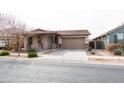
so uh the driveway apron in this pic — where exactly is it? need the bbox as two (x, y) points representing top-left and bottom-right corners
(40, 49), (88, 63)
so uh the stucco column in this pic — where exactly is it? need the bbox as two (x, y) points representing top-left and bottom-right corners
(32, 35), (39, 49)
(52, 35), (56, 48)
(94, 40), (97, 49)
(85, 36), (89, 44)
(107, 35), (109, 45)
(42, 35), (49, 49)
(58, 36), (62, 48)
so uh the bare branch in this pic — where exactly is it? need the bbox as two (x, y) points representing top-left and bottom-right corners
(0, 13), (28, 56)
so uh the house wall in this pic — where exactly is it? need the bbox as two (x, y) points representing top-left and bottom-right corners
(93, 37), (105, 49)
(58, 37), (62, 44)
(104, 35), (109, 49)
(47, 36), (52, 49)
(42, 35), (53, 49)
(93, 27), (124, 49)
(102, 35), (109, 49)
(37, 35), (53, 49)
(85, 36), (89, 44)
(31, 35), (39, 49)
(109, 27), (124, 44)
(28, 35), (55, 50)
(26, 34), (90, 50)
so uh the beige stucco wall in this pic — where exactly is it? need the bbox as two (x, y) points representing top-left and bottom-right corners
(25, 35), (89, 50)
(47, 36), (52, 49)
(31, 35), (39, 49)
(58, 37), (62, 44)
(31, 35), (53, 50)
(42, 35), (49, 49)
(85, 36), (89, 44)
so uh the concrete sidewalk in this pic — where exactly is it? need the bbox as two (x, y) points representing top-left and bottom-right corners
(0, 55), (124, 66)
(88, 55), (124, 61)
(0, 49), (124, 66)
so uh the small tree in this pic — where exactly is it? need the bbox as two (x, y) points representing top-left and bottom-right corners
(0, 13), (27, 56)
(11, 28), (27, 56)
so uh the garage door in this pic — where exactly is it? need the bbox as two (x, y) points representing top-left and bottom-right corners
(62, 37), (85, 49)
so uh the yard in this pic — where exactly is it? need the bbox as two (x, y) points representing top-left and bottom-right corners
(0, 48), (124, 65)
(87, 49), (124, 62)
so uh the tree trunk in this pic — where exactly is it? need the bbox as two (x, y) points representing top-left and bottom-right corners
(7, 37), (10, 51)
(17, 35), (20, 56)
(18, 42), (20, 56)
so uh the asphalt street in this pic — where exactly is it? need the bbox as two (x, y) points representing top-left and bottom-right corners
(0, 60), (124, 83)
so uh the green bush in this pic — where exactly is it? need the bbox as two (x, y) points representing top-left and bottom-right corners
(0, 51), (10, 56)
(113, 49), (122, 55)
(88, 46), (93, 51)
(27, 48), (37, 53)
(28, 52), (38, 58)
(90, 51), (95, 54)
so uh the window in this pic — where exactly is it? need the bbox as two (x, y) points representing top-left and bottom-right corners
(55, 36), (58, 44)
(117, 34), (124, 40)
(37, 36), (42, 44)
(28, 37), (32, 45)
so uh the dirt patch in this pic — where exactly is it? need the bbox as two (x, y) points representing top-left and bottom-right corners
(42, 50), (57, 54)
(9, 54), (27, 58)
(88, 58), (124, 62)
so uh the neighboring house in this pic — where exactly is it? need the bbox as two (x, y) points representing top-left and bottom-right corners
(0, 40), (6, 48)
(23, 29), (91, 50)
(92, 24), (124, 49)
(0, 36), (25, 49)
(0, 28), (27, 50)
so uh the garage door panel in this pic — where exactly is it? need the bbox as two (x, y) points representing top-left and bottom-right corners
(62, 37), (85, 49)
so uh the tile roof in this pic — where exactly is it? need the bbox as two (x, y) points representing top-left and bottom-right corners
(57, 30), (91, 36)
(30, 29), (57, 35)
(30, 29), (91, 36)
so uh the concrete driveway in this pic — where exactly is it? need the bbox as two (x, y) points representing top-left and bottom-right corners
(40, 49), (88, 63)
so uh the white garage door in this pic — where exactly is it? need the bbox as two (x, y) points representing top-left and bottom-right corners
(62, 37), (85, 49)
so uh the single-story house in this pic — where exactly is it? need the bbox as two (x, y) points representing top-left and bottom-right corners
(92, 24), (124, 49)
(23, 29), (91, 50)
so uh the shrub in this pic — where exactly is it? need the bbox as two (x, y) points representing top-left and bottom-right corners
(27, 48), (37, 53)
(90, 51), (95, 54)
(107, 43), (119, 51)
(4, 44), (13, 50)
(120, 43), (124, 50)
(28, 52), (38, 58)
(113, 49), (122, 55)
(0, 51), (10, 56)
(88, 46), (93, 51)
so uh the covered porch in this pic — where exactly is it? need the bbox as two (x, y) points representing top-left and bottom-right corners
(27, 34), (58, 50)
